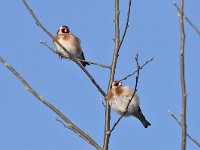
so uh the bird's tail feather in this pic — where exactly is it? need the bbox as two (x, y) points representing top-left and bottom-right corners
(133, 106), (151, 128)
(80, 52), (90, 67)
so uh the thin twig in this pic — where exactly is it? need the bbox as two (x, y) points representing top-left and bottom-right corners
(0, 56), (102, 150)
(22, 0), (106, 98)
(100, 98), (106, 108)
(103, 0), (120, 149)
(110, 53), (140, 134)
(173, 1), (200, 36)
(178, 0), (187, 150)
(39, 40), (111, 69)
(168, 110), (200, 148)
(56, 118), (96, 146)
(118, 0), (132, 50)
(119, 57), (154, 81)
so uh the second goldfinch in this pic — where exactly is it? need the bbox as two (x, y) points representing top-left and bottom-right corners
(107, 81), (151, 128)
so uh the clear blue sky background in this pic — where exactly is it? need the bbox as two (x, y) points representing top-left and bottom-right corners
(0, 1), (200, 150)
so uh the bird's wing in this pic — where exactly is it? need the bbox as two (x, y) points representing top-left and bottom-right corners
(119, 86), (134, 100)
(71, 33), (81, 44)
(119, 86), (139, 105)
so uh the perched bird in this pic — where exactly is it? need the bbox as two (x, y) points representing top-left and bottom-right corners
(53, 25), (90, 67)
(107, 81), (151, 128)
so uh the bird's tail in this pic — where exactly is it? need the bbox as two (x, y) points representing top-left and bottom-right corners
(80, 52), (90, 67)
(133, 106), (151, 128)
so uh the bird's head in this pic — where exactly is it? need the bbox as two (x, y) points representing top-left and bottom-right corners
(57, 25), (70, 34)
(111, 81), (122, 88)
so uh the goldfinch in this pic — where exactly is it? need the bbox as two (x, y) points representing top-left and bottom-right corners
(53, 25), (89, 67)
(108, 81), (151, 128)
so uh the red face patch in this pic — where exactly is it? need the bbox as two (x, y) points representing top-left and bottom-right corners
(114, 81), (120, 86)
(61, 25), (69, 33)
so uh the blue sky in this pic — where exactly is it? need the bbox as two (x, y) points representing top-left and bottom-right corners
(0, 0), (200, 150)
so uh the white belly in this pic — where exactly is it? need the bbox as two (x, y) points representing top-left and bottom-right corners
(54, 39), (81, 58)
(109, 94), (139, 116)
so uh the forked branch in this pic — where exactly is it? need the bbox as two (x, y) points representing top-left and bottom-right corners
(173, 1), (200, 36)
(22, 0), (106, 98)
(119, 57), (154, 82)
(0, 56), (102, 150)
(168, 110), (200, 148)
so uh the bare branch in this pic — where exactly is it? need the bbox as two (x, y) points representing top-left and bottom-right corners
(168, 110), (200, 148)
(39, 40), (111, 69)
(103, 0), (120, 149)
(110, 53), (140, 134)
(56, 118), (100, 148)
(100, 98), (106, 108)
(0, 56), (102, 150)
(173, 1), (200, 36)
(118, 0), (132, 50)
(178, 0), (187, 149)
(22, 0), (106, 98)
(119, 57), (154, 81)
